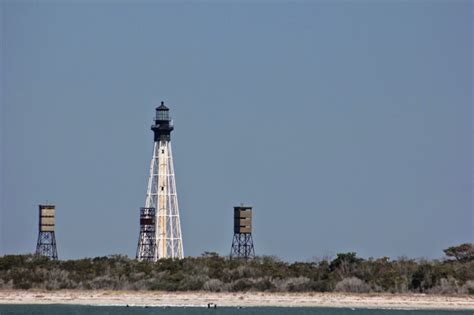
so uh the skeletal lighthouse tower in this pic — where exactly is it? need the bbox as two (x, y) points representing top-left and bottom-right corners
(137, 102), (184, 260)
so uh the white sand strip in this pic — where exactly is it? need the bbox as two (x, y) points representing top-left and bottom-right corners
(0, 290), (473, 310)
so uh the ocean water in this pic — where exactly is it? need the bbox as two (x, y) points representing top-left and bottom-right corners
(0, 305), (471, 315)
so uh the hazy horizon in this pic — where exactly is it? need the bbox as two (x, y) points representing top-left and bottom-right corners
(1, 1), (472, 261)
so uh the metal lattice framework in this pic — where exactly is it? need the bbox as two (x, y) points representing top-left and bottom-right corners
(136, 207), (156, 261)
(230, 233), (255, 260)
(137, 103), (184, 261)
(36, 231), (58, 260)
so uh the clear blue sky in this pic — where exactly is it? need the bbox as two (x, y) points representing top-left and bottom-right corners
(1, 1), (472, 261)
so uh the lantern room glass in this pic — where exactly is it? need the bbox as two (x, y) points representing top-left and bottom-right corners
(157, 109), (169, 121)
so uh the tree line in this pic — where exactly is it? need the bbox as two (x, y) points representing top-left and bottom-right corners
(0, 243), (472, 294)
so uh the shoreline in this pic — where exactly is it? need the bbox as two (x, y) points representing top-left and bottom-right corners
(0, 290), (473, 310)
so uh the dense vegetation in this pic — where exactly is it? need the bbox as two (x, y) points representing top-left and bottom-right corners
(0, 243), (472, 294)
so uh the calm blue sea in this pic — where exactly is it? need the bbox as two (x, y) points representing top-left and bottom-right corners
(0, 305), (471, 315)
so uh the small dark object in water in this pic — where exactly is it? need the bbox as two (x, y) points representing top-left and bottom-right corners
(126, 305), (129, 308)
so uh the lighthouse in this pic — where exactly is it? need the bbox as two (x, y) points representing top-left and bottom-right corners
(137, 102), (184, 260)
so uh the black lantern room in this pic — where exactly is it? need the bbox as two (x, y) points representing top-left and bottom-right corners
(152, 101), (174, 141)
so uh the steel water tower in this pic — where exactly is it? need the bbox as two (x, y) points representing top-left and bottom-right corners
(36, 204), (58, 259)
(230, 205), (255, 260)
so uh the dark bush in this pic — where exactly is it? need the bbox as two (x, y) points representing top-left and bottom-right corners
(1, 243), (472, 294)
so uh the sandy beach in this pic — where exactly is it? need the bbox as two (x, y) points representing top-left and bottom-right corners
(0, 290), (473, 310)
